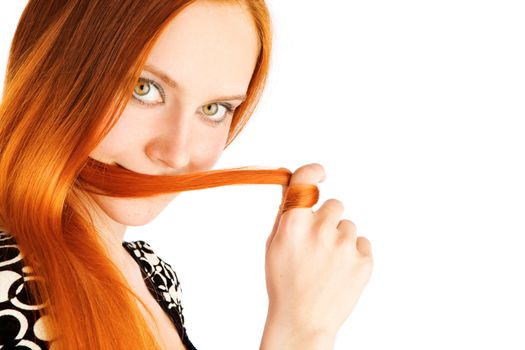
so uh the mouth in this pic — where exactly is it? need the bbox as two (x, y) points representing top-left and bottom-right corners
(115, 163), (129, 171)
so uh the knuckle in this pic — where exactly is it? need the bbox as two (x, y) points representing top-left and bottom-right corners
(298, 166), (317, 180)
(315, 199), (342, 216)
(292, 163), (325, 184)
(325, 198), (344, 212)
(356, 236), (372, 256)
(310, 162), (325, 178)
(335, 220), (358, 248)
(357, 235), (370, 247)
(339, 218), (356, 232)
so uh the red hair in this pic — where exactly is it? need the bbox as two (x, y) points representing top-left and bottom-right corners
(0, 0), (318, 348)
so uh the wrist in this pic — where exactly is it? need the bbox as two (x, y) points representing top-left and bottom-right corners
(260, 317), (335, 350)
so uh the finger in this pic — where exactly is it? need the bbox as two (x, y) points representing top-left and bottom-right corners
(266, 163), (325, 250)
(356, 236), (372, 257)
(337, 219), (357, 238)
(288, 163), (326, 186)
(285, 163), (326, 215)
(336, 219), (357, 248)
(315, 199), (345, 226)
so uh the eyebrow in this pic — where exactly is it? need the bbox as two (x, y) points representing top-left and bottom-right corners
(143, 64), (247, 102)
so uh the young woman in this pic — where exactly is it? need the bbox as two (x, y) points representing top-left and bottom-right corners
(0, 1), (373, 349)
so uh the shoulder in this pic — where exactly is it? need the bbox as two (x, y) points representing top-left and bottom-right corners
(123, 240), (195, 348)
(122, 240), (183, 304)
(0, 231), (26, 279)
(0, 231), (51, 348)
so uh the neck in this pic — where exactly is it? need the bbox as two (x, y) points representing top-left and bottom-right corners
(76, 191), (131, 272)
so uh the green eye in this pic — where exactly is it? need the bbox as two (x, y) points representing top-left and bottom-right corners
(200, 102), (235, 125)
(203, 103), (219, 116)
(134, 81), (151, 96)
(131, 77), (165, 106)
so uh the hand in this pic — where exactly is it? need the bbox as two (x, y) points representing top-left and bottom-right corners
(263, 163), (373, 343)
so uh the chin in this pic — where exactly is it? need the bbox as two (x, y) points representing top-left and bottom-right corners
(90, 191), (179, 227)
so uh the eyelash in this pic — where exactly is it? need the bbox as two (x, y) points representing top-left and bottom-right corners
(131, 77), (235, 125)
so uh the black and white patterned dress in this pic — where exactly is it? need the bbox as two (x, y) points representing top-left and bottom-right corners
(0, 231), (197, 349)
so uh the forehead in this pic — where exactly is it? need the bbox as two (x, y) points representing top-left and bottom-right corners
(144, 1), (259, 96)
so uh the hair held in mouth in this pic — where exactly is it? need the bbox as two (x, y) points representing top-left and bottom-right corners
(78, 157), (319, 213)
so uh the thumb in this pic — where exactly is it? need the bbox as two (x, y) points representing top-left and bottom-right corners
(265, 163), (325, 251)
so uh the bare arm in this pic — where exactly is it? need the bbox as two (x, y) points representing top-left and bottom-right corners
(259, 316), (336, 350)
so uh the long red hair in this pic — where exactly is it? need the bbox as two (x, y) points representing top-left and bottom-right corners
(0, 0), (318, 348)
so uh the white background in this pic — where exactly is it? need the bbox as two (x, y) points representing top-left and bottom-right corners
(1, 1), (524, 349)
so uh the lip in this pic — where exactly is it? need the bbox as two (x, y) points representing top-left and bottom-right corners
(115, 163), (130, 171)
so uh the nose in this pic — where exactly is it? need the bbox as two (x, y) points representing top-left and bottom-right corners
(146, 112), (191, 172)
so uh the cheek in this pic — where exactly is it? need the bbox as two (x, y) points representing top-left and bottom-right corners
(89, 107), (148, 160)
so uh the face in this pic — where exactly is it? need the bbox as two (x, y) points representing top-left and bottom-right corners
(86, 0), (259, 232)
